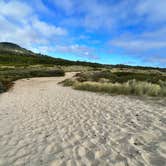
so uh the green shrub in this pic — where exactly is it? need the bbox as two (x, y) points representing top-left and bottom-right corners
(0, 68), (65, 93)
(75, 71), (166, 84)
(29, 69), (65, 77)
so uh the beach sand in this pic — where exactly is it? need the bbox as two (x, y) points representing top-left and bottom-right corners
(0, 72), (165, 166)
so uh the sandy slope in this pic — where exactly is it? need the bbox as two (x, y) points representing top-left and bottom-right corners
(0, 72), (166, 166)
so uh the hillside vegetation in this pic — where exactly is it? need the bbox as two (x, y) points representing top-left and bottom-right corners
(0, 46), (103, 68)
(0, 67), (65, 93)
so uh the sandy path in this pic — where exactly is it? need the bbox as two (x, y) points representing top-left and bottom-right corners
(0, 72), (166, 166)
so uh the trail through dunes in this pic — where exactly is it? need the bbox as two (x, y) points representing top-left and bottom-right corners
(0, 72), (166, 166)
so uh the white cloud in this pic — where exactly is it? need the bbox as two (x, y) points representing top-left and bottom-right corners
(0, 0), (33, 19)
(32, 19), (67, 36)
(143, 55), (166, 67)
(136, 0), (166, 22)
(0, 0), (165, 65)
(111, 40), (166, 52)
(54, 44), (99, 59)
(0, 0), (67, 48)
(53, 0), (166, 31)
(29, 44), (99, 60)
(109, 26), (166, 67)
(110, 27), (166, 53)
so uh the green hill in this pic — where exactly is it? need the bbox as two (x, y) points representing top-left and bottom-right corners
(0, 42), (104, 68)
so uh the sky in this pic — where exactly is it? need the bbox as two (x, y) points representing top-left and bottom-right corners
(0, 0), (166, 68)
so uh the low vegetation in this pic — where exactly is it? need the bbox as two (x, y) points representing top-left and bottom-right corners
(0, 51), (105, 68)
(75, 70), (166, 83)
(0, 67), (65, 93)
(61, 70), (166, 97)
(73, 81), (165, 96)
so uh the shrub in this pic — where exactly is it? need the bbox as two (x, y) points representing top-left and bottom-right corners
(0, 68), (65, 93)
(75, 70), (166, 84)
(29, 69), (65, 77)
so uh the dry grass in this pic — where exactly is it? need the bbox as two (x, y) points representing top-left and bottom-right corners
(59, 65), (94, 72)
(69, 79), (166, 96)
(60, 70), (166, 97)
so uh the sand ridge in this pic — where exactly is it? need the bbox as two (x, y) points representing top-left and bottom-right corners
(0, 72), (166, 166)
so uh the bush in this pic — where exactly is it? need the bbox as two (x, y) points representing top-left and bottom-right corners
(29, 69), (65, 77)
(75, 70), (166, 84)
(0, 68), (65, 93)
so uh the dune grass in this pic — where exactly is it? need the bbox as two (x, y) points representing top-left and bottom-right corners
(73, 80), (165, 96)
(61, 70), (166, 97)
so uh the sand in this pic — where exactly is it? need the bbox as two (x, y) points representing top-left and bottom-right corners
(0, 72), (166, 166)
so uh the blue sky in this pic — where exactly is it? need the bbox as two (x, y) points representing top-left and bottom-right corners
(0, 0), (166, 67)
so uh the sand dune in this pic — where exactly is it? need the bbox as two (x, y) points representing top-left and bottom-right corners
(0, 72), (165, 166)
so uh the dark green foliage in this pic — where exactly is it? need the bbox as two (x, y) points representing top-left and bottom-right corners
(114, 64), (166, 72)
(0, 81), (5, 93)
(0, 49), (104, 67)
(75, 71), (166, 84)
(0, 52), (105, 67)
(0, 42), (25, 50)
(0, 68), (64, 93)
(111, 72), (166, 83)
(29, 70), (64, 77)
(0, 42), (35, 56)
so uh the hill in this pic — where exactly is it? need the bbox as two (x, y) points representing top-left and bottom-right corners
(0, 42), (104, 68)
(0, 42), (35, 56)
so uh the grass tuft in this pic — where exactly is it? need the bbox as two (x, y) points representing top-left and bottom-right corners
(72, 80), (165, 96)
